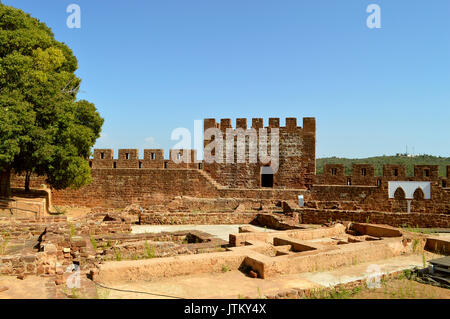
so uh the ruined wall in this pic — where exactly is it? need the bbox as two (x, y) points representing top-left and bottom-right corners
(50, 169), (221, 208)
(50, 170), (302, 209)
(11, 169), (303, 209)
(315, 164), (447, 186)
(139, 212), (259, 225)
(203, 117), (316, 189)
(311, 164), (450, 214)
(299, 208), (450, 228)
(8, 115), (449, 215)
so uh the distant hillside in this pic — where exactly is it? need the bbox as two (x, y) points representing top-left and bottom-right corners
(316, 155), (450, 177)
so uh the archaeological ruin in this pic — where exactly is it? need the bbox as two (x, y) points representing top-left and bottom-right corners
(1, 117), (449, 299)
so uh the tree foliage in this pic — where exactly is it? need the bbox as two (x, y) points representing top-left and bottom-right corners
(0, 4), (103, 196)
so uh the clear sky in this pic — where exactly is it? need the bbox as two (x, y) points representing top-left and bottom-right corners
(3, 0), (450, 159)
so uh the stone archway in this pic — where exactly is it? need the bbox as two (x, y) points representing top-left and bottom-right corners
(388, 181), (431, 213)
(413, 188), (425, 200)
(394, 187), (406, 200)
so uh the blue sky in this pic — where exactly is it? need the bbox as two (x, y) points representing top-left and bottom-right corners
(4, 0), (450, 159)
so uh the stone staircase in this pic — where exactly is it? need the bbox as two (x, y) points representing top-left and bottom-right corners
(196, 169), (226, 190)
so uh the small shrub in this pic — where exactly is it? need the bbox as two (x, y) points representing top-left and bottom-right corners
(221, 264), (231, 273)
(68, 223), (76, 238)
(90, 235), (97, 251)
(71, 288), (83, 299)
(0, 231), (9, 255)
(95, 288), (110, 299)
(145, 241), (156, 258)
(114, 248), (122, 261)
(412, 238), (419, 253)
(257, 287), (265, 299)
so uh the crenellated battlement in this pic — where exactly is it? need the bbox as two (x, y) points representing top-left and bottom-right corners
(316, 163), (449, 187)
(90, 148), (200, 169)
(203, 117), (315, 132)
(11, 115), (450, 216)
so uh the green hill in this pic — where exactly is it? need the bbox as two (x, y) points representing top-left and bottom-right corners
(316, 155), (450, 177)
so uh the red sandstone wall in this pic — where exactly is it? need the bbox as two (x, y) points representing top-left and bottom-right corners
(299, 208), (450, 228)
(12, 169), (302, 209)
(203, 117), (316, 189)
(50, 169), (220, 208)
(315, 164), (448, 187)
(308, 182), (450, 214)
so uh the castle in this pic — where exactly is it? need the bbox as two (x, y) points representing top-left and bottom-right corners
(11, 117), (450, 221)
(4, 117), (450, 289)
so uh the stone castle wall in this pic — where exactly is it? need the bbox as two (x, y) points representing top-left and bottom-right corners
(202, 117), (315, 189)
(311, 163), (450, 214)
(8, 116), (450, 214)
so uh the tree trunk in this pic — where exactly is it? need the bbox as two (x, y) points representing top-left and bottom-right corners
(0, 167), (11, 198)
(25, 171), (31, 192)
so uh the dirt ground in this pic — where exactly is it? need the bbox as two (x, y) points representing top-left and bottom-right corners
(0, 275), (51, 299)
(95, 270), (321, 299)
(50, 206), (92, 219)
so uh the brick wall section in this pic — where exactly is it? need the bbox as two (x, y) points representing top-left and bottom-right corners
(383, 164), (407, 179)
(319, 164), (346, 185)
(313, 163), (450, 214)
(299, 208), (450, 228)
(308, 181), (450, 214)
(142, 149), (164, 168)
(10, 173), (47, 190)
(315, 164), (446, 186)
(116, 149), (139, 168)
(11, 169), (304, 209)
(93, 231), (227, 261)
(139, 212), (259, 225)
(50, 169), (221, 208)
(203, 117), (316, 189)
(92, 149), (114, 169)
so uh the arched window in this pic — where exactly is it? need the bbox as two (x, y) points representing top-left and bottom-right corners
(413, 188), (425, 200)
(394, 187), (406, 200)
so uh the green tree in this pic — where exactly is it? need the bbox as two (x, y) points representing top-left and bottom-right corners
(0, 4), (103, 197)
